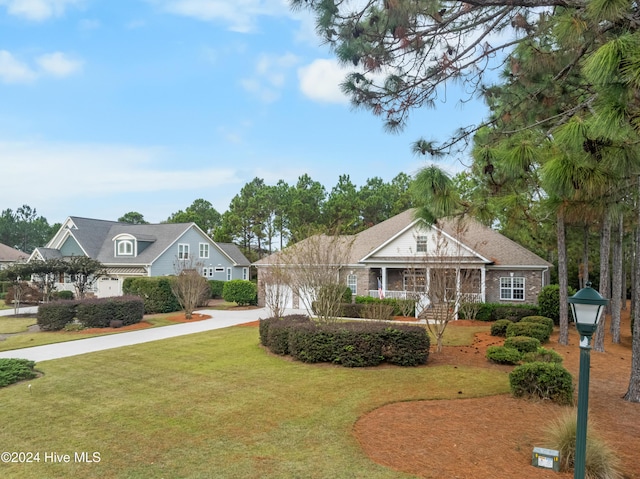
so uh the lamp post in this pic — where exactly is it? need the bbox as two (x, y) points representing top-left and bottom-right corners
(567, 282), (609, 479)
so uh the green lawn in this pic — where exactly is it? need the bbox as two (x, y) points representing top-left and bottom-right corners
(0, 314), (182, 352)
(0, 323), (508, 479)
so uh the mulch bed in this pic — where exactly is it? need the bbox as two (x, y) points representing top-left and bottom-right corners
(353, 310), (640, 479)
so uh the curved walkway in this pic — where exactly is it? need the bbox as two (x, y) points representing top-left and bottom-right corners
(0, 307), (306, 363)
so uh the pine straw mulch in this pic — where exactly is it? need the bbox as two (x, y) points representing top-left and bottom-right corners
(353, 312), (640, 479)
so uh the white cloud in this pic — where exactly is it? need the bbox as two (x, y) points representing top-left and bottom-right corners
(0, 50), (37, 83)
(36, 52), (83, 77)
(241, 52), (299, 103)
(297, 58), (349, 104)
(152, 0), (291, 33)
(0, 0), (83, 21)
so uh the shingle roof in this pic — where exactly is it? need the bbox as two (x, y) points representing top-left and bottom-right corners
(0, 242), (28, 262)
(217, 243), (251, 266)
(254, 209), (552, 269)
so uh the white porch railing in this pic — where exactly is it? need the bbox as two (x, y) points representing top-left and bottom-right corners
(368, 290), (482, 303)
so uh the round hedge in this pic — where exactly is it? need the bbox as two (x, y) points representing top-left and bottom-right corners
(506, 321), (550, 344)
(509, 361), (574, 405)
(504, 335), (541, 353)
(490, 319), (512, 337)
(486, 346), (522, 365)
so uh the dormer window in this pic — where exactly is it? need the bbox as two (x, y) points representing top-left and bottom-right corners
(118, 240), (134, 256)
(113, 234), (137, 257)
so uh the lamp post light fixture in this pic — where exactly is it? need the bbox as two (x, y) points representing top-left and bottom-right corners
(567, 282), (609, 479)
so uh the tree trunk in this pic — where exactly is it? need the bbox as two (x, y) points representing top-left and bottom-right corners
(557, 208), (569, 345)
(594, 211), (611, 353)
(624, 179), (640, 402)
(610, 214), (623, 344)
(581, 224), (589, 288)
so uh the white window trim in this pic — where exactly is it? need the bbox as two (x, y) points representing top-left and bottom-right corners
(178, 243), (190, 260)
(115, 238), (135, 257)
(347, 274), (357, 295)
(199, 243), (210, 259)
(500, 276), (525, 301)
(242, 267), (248, 280)
(416, 235), (427, 253)
(226, 267), (232, 281)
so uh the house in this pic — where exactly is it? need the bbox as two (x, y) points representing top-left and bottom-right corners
(30, 216), (251, 298)
(254, 209), (552, 316)
(0, 242), (28, 271)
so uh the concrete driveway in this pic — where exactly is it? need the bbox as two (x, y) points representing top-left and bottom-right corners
(0, 307), (307, 362)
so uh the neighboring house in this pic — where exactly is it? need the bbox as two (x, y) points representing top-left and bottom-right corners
(29, 216), (251, 298)
(254, 209), (552, 316)
(0, 242), (28, 271)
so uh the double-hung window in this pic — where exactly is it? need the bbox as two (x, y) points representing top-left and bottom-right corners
(416, 235), (427, 253)
(199, 243), (210, 259)
(347, 274), (357, 295)
(500, 276), (525, 301)
(178, 244), (189, 260)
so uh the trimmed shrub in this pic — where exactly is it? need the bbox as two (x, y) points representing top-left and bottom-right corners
(522, 347), (564, 364)
(486, 346), (522, 365)
(380, 325), (430, 366)
(76, 297), (145, 328)
(538, 284), (577, 325)
(354, 296), (412, 317)
(288, 322), (337, 363)
(208, 280), (225, 299)
(52, 290), (74, 300)
(0, 358), (38, 388)
(222, 279), (257, 306)
(37, 300), (78, 331)
(509, 362), (574, 405)
(504, 335), (541, 353)
(506, 321), (550, 343)
(490, 319), (512, 337)
(520, 315), (554, 336)
(330, 326), (385, 367)
(494, 305), (540, 322)
(472, 303), (539, 322)
(261, 316), (429, 367)
(123, 277), (181, 314)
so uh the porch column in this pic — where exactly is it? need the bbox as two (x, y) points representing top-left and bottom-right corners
(381, 267), (387, 292)
(481, 267), (486, 302)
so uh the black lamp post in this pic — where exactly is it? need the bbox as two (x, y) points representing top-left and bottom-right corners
(567, 283), (609, 479)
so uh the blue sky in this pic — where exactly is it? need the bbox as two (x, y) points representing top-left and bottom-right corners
(0, 0), (490, 225)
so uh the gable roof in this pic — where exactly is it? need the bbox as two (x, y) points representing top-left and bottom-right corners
(0, 242), (28, 262)
(255, 209), (552, 269)
(39, 216), (250, 267)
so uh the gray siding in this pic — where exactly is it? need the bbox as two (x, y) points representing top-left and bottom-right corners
(60, 237), (84, 257)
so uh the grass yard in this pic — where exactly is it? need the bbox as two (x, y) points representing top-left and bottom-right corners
(0, 314), (185, 352)
(0, 323), (508, 479)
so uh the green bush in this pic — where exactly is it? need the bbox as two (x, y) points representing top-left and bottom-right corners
(522, 347), (563, 364)
(0, 358), (38, 388)
(208, 280), (225, 299)
(520, 315), (554, 336)
(504, 335), (541, 353)
(494, 305), (540, 322)
(222, 279), (257, 306)
(76, 297), (144, 328)
(506, 321), (550, 343)
(261, 316), (430, 367)
(354, 296), (414, 317)
(37, 300), (78, 331)
(472, 303), (540, 321)
(123, 277), (181, 314)
(509, 362), (574, 405)
(486, 346), (522, 365)
(538, 284), (576, 325)
(490, 319), (513, 337)
(361, 303), (394, 320)
(52, 290), (74, 300)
